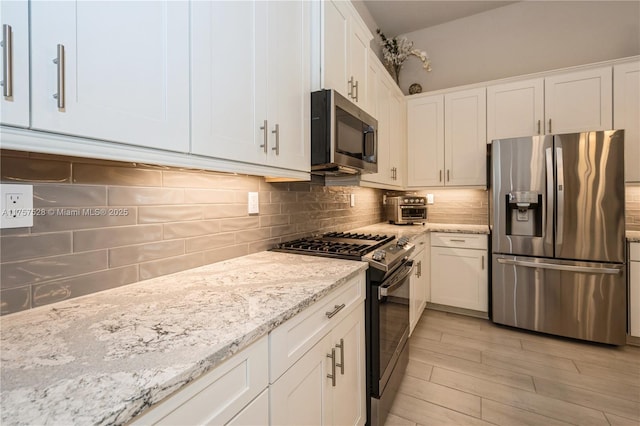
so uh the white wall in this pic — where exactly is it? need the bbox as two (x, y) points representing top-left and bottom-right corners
(394, 1), (640, 93)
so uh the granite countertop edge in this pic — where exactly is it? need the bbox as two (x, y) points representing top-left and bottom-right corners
(0, 251), (368, 426)
(627, 231), (640, 242)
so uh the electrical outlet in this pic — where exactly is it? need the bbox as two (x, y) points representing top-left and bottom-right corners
(426, 193), (434, 204)
(1, 184), (34, 228)
(248, 192), (259, 215)
(350, 194), (356, 207)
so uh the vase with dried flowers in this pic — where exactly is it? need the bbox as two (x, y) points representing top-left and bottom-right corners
(376, 29), (431, 85)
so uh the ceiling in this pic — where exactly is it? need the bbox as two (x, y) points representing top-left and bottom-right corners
(360, 0), (518, 36)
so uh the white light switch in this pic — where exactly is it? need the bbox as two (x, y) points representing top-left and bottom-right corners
(1, 184), (34, 228)
(350, 194), (356, 207)
(248, 192), (259, 214)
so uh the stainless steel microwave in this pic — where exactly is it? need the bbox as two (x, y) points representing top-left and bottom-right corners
(311, 89), (377, 175)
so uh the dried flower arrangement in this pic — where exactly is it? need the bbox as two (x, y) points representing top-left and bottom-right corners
(376, 29), (431, 85)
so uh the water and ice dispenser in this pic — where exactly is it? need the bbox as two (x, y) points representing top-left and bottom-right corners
(505, 191), (543, 237)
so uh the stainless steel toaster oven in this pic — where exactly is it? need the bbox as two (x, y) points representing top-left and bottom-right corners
(385, 196), (427, 225)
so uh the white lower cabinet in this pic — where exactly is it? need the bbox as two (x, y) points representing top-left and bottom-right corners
(132, 335), (269, 425)
(630, 242), (640, 338)
(132, 272), (366, 425)
(270, 273), (366, 426)
(430, 233), (488, 313)
(410, 233), (429, 334)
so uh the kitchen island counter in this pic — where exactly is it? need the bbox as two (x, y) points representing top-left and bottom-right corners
(0, 251), (367, 425)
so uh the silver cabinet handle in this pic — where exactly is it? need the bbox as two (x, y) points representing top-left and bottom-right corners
(439, 170), (442, 182)
(325, 303), (345, 318)
(481, 255), (485, 270)
(53, 44), (65, 109)
(335, 338), (344, 375)
(327, 348), (336, 387)
(449, 239), (466, 243)
(416, 260), (422, 278)
(260, 120), (268, 153)
(354, 80), (359, 102)
(271, 123), (280, 155)
(348, 76), (354, 98)
(447, 169), (450, 182)
(548, 118), (552, 133)
(2, 24), (13, 98)
(537, 119), (541, 135)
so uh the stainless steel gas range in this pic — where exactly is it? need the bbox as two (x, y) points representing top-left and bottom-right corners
(273, 232), (415, 426)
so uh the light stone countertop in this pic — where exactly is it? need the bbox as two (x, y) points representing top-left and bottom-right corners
(0, 251), (368, 426)
(353, 222), (490, 241)
(628, 231), (640, 243)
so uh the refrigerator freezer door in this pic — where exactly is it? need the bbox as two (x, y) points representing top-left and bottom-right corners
(492, 255), (627, 345)
(491, 136), (553, 258)
(554, 131), (625, 263)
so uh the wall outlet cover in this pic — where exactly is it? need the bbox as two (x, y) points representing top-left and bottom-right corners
(248, 192), (259, 215)
(427, 193), (435, 204)
(1, 184), (34, 228)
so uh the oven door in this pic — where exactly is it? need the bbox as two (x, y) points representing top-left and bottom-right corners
(375, 259), (413, 395)
(400, 205), (427, 221)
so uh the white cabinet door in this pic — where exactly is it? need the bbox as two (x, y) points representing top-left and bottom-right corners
(348, 18), (369, 106)
(321, 0), (349, 97)
(487, 78), (544, 141)
(190, 1), (267, 165)
(0, 0), (29, 128)
(362, 71), (392, 186)
(613, 61), (640, 183)
(226, 390), (269, 426)
(365, 50), (379, 117)
(270, 332), (332, 426)
(409, 247), (426, 334)
(444, 87), (487, 187)
(330, 303), (366, 426)
(431, 245), (488, 313)
(266, 0), (310, 172)
(388, 91), (406, 187)
(407, 95), (444, 187)
(30, 1), (190, 152)
(544, 67), (612, 134)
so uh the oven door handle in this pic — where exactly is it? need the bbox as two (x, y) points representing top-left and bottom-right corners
(379, 260), (415, 298)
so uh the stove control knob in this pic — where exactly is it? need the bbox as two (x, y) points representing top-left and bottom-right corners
(372, 250), (386, 261)
(397, 236), (410, 247)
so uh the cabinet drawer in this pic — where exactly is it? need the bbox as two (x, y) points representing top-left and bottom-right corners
(630, 242), (640, 261)
(269, 272), (365, 383)
(431, 232), (487, 250)
(132, 335), (268, 425)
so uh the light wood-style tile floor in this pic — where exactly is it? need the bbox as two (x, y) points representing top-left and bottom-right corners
(386, 309), (640, 426)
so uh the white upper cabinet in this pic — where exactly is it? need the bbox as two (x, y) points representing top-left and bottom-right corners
(544, 66), (612, 134)
(30, 1), (190, 152)
(444, 88), (487, 186)
(192, 1), (310, 173)
(0, 0), (29, 128)
(487, 78), (544, 142)
(407, 87), (486, 188)
(613, 61), (640, 183)
(407, 94), (444, 187)
(266, 0), (310, 172)
(361, 61), (406, 189)
(319, 0), (372, 108)
(190, 1), (267, 166)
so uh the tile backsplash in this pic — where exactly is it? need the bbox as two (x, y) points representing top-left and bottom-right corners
(0, 150), (384, 315)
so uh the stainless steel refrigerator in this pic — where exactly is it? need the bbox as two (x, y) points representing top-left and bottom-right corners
(491, 130), (626, 345)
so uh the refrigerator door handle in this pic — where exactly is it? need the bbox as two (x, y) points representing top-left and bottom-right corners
(496, 258), (622, 275)
(545, 147), (554, 246)
(555, 147), (564, 248)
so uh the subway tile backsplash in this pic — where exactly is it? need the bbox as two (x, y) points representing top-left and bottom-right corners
(2, 150), (637, 315)
(0, 151), (385, 315)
